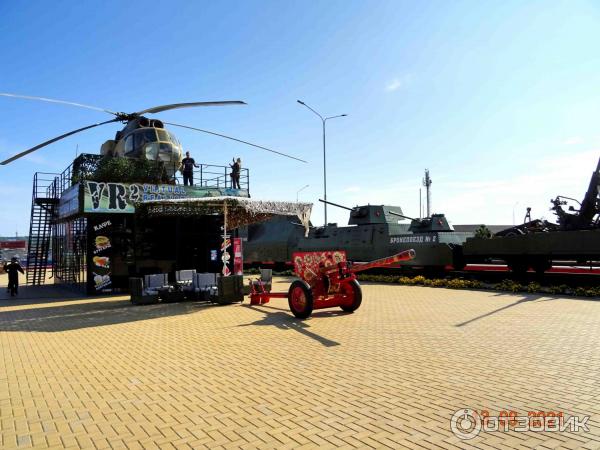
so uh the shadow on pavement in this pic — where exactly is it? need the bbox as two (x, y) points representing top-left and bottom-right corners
(455, 293), (547, 328)
(0, 283), (93, 304)
(239, 303), (341, 347)
(0, 297), (207, 333)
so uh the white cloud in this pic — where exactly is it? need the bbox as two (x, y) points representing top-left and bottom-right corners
(385, 74), (412, 92)
(563, 136), (584, 146)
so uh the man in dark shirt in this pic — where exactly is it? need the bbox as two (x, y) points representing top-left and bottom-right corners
(180, 151), (199, 186)
(229, 157), (242, 189)
(4, 257), (24, 297)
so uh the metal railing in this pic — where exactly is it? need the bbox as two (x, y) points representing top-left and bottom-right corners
(56, 154), (250, 193)
(173, 164), (249, 191)
(27, 172), (60, 285)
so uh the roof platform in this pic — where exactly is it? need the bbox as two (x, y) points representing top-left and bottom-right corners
(141, 196), (312, 235)
(52, 154), (253, 220)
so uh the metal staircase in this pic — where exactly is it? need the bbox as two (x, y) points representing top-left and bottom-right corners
(26, 172), (59, 285)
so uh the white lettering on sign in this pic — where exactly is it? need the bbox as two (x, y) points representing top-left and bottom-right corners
(390, 234), (438, 244)
(93, 220), (112, 232)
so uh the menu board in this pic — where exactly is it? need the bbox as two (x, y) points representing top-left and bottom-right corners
(88, 218), (113, 294)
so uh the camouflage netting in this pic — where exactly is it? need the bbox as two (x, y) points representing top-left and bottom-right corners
(140, 196), (312, 235)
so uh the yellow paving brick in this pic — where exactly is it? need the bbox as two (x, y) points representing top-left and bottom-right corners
(1, 279), (600, 448)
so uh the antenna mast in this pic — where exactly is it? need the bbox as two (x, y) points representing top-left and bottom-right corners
(422, 169), (432, 218)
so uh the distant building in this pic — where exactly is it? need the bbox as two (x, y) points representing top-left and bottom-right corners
(0, 237), (27, 264)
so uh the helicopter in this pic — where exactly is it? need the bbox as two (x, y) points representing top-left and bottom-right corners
(0, 93), (306, 175)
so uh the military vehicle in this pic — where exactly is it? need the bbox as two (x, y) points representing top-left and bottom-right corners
(0, 93), (306, 172)
(243, 200), (474, 271)
(462, 157), (600, 273)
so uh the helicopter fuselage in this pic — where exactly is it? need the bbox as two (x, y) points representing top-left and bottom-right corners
(100, 117), (183, 174)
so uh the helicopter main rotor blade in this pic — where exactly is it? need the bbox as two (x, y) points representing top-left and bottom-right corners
(0, 93), (118, 116)
(164, 121), (307, 163)
(0, 118), (119, 165)
(136, 101), (247, 115)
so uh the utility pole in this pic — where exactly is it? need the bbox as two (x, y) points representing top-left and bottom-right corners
(297, 100), (347, 226)
(422, 169), (432, 218)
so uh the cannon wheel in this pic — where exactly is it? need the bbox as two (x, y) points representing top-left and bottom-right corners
(288, 279), (314, 319)
(340, 279), (362, 313)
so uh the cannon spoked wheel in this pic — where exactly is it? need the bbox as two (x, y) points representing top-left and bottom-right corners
(340, 279), (362, 313)
(288, 279), (314, 319)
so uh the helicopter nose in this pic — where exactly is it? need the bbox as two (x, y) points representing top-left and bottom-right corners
(158, 143), (174, 162)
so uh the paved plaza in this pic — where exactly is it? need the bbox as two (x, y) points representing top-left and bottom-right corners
(1, 275), (600, 449)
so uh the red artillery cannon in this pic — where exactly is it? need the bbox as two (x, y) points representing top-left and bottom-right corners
(249, 249), (416, 319)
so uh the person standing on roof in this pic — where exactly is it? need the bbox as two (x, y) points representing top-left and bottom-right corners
(180, 151), (199, 186)
(229, 157), (242, 189)
(4, 256), (24, 297)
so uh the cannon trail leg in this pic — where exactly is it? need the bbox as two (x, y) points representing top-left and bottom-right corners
(288, 279), (314, 319)
(340, 279), (363, 313)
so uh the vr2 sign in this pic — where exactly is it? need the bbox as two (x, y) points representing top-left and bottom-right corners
(88, 182), (128, 211)
(84, 181), (187, 213)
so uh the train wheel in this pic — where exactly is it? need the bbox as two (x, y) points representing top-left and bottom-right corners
(507, 259), (528, 275)
(424, 266), (446, 277)
(288, 280), (314, 319)
(532, 258), (551, 275)
(340, 279), (363, 313)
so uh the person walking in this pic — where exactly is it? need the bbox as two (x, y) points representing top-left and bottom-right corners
(180, 151), (199, 186)
(4, 257), (24, 297)
(229, 157), (242, 189)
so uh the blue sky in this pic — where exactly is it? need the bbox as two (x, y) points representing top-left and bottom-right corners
(1, 0), (600, 235)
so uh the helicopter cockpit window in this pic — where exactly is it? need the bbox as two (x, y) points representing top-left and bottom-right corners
(168, 131), (180, 147)
(156, 129), (169, 142)
(124, 135), (134, 154)
(135, 129), (157, 147)
(158, 143), (173, 162)
(124, 129), (157, 160)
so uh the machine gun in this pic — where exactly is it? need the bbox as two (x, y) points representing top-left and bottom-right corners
(551, 157), (600, 230)
(495, 157), (600, 237)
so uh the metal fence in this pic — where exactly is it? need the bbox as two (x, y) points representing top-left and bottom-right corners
(173, 164), (249, 191)
(55, 154), (249, 193)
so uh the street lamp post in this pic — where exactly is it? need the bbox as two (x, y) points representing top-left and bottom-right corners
(297, 100), (347, 226)
(296, 184), (309, 202)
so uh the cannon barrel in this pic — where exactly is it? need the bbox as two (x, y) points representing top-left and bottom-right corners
(319, 249), (416, 277)
(349, 249), (416, 273)
(387, 210), (417, 221)
(318, 198), (354, 211)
